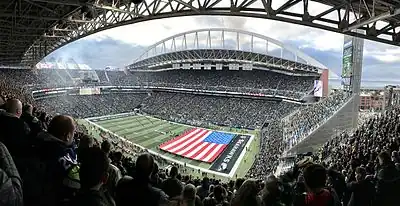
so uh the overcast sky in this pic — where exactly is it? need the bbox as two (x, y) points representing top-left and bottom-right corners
(46, 14), (400, 82)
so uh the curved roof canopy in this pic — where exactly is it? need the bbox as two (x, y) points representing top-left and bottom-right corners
(130, 28), (327, 70)
(1, 0), (400, 67)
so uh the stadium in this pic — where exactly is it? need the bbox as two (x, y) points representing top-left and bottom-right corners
(32, 28), (334, 179)
(0, 0), (400, 206)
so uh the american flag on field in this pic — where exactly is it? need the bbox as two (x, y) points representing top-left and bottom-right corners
(159, 128), (235, 163)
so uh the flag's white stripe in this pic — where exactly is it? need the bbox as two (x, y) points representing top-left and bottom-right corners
(193, 143), (216, 160)
(202, 144), (224, 162)
(185, 142), (209, 158)
(161, 129), (201, 150)
(176, 130), (213, 155)
(168, 129), (209, 153)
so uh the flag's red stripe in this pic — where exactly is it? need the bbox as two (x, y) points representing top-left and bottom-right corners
(207, 145), (227, 163)
(164, 129), (204, 152)
(172, 130), (208, 154)
(198, 144), (219, 161)
(188, 142), (210, 159)
(184, 142), (209, 158)
(181, 140), (207, 157)
(163, 129), (202, 150)
(159, 128), (197, 148)
(159, 128), (231, 163)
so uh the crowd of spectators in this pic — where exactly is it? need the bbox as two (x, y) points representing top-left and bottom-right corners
(35, 94), (147, 118)
(246, 91), (350, 179)
(0, 66), (398, 206)
(141, 92), (300, 129)
(132, 70), (316, 99)
(243, 106), (400, 206)
(34, 92), (299, 129)
(1, 94), (400, 206)
(316, 107), (400, 206)
(0, 68), (316, 100)
(282, 91), (350, 150)
(247, 121), (285, 179)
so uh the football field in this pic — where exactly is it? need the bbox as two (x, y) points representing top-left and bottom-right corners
(82, 113), (260, 179)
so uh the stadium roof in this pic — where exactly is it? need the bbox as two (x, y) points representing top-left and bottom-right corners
(128, 28), (327, 72)
(1, 0), (400, 67)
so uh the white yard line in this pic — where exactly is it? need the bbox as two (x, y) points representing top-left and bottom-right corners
(85, 113), (254, 178)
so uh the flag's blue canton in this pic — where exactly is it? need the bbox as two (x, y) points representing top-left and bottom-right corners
(203, 131), (235, 145)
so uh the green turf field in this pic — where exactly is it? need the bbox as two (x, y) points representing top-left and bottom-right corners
(81, 114), (260, 179)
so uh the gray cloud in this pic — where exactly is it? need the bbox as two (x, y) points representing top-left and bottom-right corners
(222, 16), (247, 30)
(45, 37), (144, 69)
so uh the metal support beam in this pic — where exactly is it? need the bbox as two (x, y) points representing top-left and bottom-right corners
(275, 0), (301, 14)
(0, 33), (66, 38)
(29, 0), (82, 6)
(23, 0), (59, 14)
(344, 7), (400, 32)
(0, 13), (98, 23)
(310, 4), (345, 21)
(1, 0), (400, 67)
(0, 25), (76, 32)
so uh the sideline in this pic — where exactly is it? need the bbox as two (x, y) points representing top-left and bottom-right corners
(85, 114), (254, 178)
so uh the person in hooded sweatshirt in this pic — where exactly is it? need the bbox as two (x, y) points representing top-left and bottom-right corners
(25, 115), (80, 206)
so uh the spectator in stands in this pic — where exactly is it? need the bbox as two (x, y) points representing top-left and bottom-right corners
(0, 142), (23, 206)
(150, 163), (163, 189)
(161, 166), (183, 199)
(0, 99), (30, 157)
(77, 134), (95, 162)
(230, 179), (261, 206)
(38, 111), (49, 131)
(296, 164), (340, 206)
(182, 184), (198, 206)
(31, 115), (79, 206)
(260, 176), (283, 206)
(326, 167), (346, 202)
(21, 104), (42, 137)
(115, 153), (169, 206)
(101, 140), (122, 198)
(196, 177), (210, 200)
(169, 184), (198, 206)
(211, 185), (228, 205)
(111, 151), (127, 176)
(233, 178), (244, 195)
(376, 151), (400, 206)
(74, 147), (114, 206)
(345, 167), (375, 206)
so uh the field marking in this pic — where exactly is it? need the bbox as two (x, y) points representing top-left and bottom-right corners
(229, 134), (254, 177)
(137, 113), (253, 137)
(86, 112), (256, 177)
(86, 113), (254, 178)
(86, 118), (236, 178)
